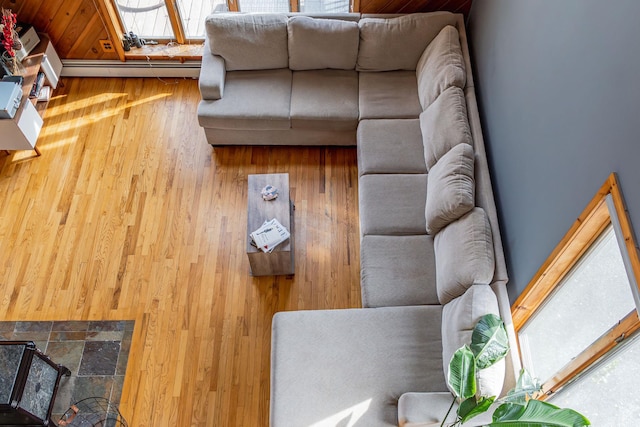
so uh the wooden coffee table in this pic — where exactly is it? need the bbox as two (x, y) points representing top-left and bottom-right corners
(246, 173), (294, 276)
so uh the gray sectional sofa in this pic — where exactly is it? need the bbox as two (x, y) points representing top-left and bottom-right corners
(198, 11), (521, 427)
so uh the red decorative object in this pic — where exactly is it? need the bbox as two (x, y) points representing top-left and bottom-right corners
(1, 8), (17, 58)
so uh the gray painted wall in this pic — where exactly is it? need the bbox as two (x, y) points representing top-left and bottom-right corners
(467, 0), (640, 302)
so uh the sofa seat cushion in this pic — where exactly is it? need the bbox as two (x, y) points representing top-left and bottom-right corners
(421, 86), (473, 170)
(359, 174), (428, 236)
(357, 119), (426, 176)
(357, 12), (459, 71)
(288, 16), (359, 70)
(361, 234), (438, 307)
(271, 306), (447, 427)
(358, 71), (422, 119)
(197, 69), (292, 130)
(442, 285), (505, 398)
(290, 70), (359, 130)
(205, 13), (289, 71)
(434, 208), (495, 304)
(416, 25), (466, 109)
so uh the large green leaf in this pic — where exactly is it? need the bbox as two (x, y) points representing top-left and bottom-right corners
(448, 345), (477, 400)
(458, 396), (495, 423)
(470, 314), (510, 370)
(487, 400), (591, 427)
(491, 402), (526, 422)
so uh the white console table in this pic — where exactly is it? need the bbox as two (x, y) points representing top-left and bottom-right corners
(0, 34), (62, 157)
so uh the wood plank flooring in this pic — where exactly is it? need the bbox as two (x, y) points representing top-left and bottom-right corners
(0, 77), (361, 426)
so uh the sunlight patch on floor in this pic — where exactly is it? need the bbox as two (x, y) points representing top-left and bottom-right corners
(310, 398), (372, 427)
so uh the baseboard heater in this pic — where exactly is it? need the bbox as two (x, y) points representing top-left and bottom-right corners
(61, 59), (201, 78)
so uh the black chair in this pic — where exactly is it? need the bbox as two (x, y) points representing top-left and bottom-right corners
(0, 341), (71, 427)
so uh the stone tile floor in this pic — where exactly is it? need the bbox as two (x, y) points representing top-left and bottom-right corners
(0, 320), (133, 424)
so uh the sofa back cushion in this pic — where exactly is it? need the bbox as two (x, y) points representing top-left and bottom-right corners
(441, 285), (505, 398)
(434, 207), (495, 304)
(206, 13), (289, 71)
(416, 25), (466, 109)
(356, 12), (458, 72)
(420, 86), (473, 170)
(288, 16), (359, 70)
(425, 143), (475, 235)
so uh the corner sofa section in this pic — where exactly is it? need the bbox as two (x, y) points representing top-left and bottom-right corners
(197, 11), (520, 427)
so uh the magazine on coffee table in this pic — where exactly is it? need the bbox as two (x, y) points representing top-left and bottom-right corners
(250, 218), (290, 253)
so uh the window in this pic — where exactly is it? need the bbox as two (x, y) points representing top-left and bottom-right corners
(239, 0), (291, 12)
(114, 1), (174, 39)
(111, 0), (352, 43)
(237, 0), (350, 12)
(549, 333), (640, 425)
(518, 224), (637, 383)
(512, 173), (640, 418)
(299, 0), (350, 13)
(178, 0), (229, 38)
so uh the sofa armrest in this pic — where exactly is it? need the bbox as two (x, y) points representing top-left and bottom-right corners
(199, 47), (226, 100)
(399, 392), (499, 427)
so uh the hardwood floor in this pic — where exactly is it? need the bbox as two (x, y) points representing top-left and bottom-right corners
(0, 78), (361, 426)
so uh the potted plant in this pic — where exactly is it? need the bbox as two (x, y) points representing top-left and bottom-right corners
(0, 8), (20, 74)
(442, 314), (590, 427)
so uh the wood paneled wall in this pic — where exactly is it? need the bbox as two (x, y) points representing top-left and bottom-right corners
(359, 0), (472, 15)
(0, 0), (119, 60)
